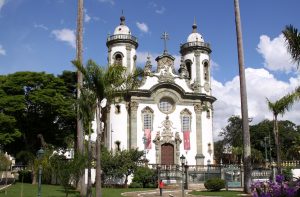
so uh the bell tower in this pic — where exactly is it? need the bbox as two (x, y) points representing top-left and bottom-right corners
(106, 15), (138, 74)
(180, 20), (212, 95)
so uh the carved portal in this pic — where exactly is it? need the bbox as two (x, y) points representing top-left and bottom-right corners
(153, 116), (182, 164)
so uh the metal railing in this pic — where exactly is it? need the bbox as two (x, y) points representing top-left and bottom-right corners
(107, 34), (138, 43)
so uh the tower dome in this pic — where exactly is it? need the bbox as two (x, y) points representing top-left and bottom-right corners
(114, 15), (131, 35)
(187, 21), (204, 42)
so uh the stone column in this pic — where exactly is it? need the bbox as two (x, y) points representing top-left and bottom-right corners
(194, 50), (201, 93)
(194, 103), (204, 165)
(126, 45), (131, 73)
(108, 47), (112, 65)
(129, 101), (138, 148)
(106, 106), (111, 149)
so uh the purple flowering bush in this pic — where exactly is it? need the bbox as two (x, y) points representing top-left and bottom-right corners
(251, 175), (300, 197)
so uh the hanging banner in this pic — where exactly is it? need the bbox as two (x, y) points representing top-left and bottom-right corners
(183, 131), (190, 150)
(144, 129), (152, 149)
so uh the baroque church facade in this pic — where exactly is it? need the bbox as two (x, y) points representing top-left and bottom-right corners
(104, 15), (216, 166)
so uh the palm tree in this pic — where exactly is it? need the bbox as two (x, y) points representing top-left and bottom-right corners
(282, 25), (300, 67)
(78, 88), (97, 197)
(75, 0), (85, 195)
(233, 0), (252, 194)
(73, 60), (141, 197)
(267, 89), (300, 173)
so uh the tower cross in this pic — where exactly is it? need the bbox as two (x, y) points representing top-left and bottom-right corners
(161, 32), (169, 53)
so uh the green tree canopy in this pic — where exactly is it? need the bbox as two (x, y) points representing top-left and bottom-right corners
(0, 71), (76, 159)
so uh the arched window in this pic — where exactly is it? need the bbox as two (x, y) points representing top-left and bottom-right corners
(203, 61), (209, 81)
(180, 109), (192, 132)
(185, 60), (192, 80)
(206, 109), (211, 119)
(142, 107), (154, 131)
(115, 104), (121, 114)
(114, 52), (123, 66)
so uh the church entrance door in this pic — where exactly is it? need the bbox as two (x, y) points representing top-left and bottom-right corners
(161, 143), (174, 165)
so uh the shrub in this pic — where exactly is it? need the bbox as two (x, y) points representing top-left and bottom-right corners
(204, 178), (225, 191)
(129, 182), (142, 188)
(132, 166), (157, 188)
(18, 170), (32, 183)
(282, 167), (293, 181)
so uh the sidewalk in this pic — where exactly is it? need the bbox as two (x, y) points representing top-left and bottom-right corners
(122, 189), (194, 197)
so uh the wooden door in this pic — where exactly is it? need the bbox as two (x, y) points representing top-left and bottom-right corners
(161, 143), (174, 165)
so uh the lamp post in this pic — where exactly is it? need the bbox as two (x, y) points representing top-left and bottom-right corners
(37, 148), (44, 197)
(180, 154), (186, 197)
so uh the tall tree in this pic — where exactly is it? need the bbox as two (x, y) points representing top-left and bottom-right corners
(267, 89), (299, 173)
(73, 60), (142, 197)
(233, 0), (251, 193)
(78, 88), (97, 197)
(76, 0), (85, 195)
(0, 72), (75, 156)
(282, 25), (300, 67)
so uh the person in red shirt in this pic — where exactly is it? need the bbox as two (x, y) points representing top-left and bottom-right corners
(159, 180), (164, 196)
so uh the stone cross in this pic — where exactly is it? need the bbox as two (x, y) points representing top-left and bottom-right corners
(161, 32), (169, 53)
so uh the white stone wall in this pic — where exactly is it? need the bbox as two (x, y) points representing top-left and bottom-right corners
(110, 103), (128, 150)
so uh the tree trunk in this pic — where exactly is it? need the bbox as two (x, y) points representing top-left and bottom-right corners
(95, 105), (102, 197)
(274, 115), (281, 173)
(234, 0), (252, 194)
(87, 123), (92, 197)
(76, 0), (86, 196)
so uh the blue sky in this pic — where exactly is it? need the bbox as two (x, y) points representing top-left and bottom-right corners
(1, 0), (300, 138)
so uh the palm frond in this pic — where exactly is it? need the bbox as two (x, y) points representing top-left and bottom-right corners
(282, 25), (300, 67)
(267, 89), (299, 117)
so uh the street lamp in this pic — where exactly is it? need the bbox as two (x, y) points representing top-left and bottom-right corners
(180, 154), (186, 197)
(37, 148), (44, 197)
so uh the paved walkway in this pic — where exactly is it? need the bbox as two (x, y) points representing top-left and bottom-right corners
(122, 189), (194, 197)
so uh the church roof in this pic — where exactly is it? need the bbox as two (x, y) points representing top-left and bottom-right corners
(114, 15), (131, 35)
(187, 20), (204, 42)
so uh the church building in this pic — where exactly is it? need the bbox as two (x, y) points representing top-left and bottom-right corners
(104, 15), (216, 166)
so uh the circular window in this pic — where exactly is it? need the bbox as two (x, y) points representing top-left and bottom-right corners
(158, 97), (175, 114)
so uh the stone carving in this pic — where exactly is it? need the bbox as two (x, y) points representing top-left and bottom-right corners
(179, 57), (189, 79)
(194, 103), (202, 114)
(144, 56), (152, 76)
(158, 71), (174, 83)
(130, 101), (139, 111)
(159, 116), (175, 143)
(175, 132), (182, 143)
(153, 131), (161, 143)
(191, 81), (201, 92)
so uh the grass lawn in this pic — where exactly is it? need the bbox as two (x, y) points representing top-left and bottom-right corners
(189, 190), (244, 197)
(0, 183), (152, 197)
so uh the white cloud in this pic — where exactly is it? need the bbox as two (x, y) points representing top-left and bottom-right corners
(98, 0), (114, 5)
(84, 9), (91, 23)
(0, 0), (5, 12)
(155, 6), (165, 14)
(212, 67), (300, 140)
(0, 44), (6, 55)
(149, 2), (165, 14)
(257, 34), (296, 73)
(136, 22), (149, 33)
(34, 23), (48, 31)
(51, 28), (76, 48)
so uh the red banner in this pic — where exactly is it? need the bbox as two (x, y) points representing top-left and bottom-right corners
(145, 129), (152, 149)
(183, 131), (190, 150)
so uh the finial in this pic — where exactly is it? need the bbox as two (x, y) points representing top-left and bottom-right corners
(161, 32), (169, 54)
(147, 53), (151, 61)
(120, 10), (125, 25)
(192, 17), (197, 33)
